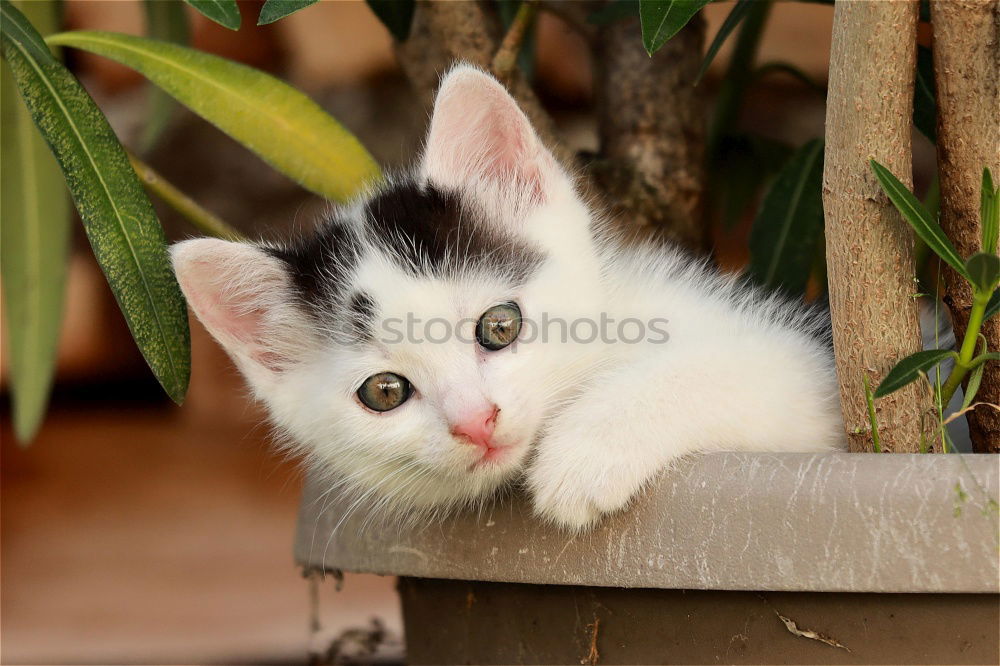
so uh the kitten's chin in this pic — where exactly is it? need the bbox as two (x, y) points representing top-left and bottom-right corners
(466, 438), (530, 475)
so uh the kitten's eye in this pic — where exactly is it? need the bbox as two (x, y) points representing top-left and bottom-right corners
(357, 372), (412, 412)
(476, 302), (522, 351)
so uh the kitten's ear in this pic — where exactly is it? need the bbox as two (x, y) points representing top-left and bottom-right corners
(421, 65), (561, 202)
(171, 239), (313, 386)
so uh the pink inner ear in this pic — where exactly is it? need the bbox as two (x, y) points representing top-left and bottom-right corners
(172, 239), (293, 374)
(182, 265), (284, 371)
(423, 67), (551, 203)
(481, 113), (547, 202)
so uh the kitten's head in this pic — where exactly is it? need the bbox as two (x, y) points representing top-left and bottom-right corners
(172, 66), (600, 516)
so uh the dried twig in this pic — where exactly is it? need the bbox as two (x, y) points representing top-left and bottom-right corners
(775, 610), (851, 652)
(492, 0), (538, 81)
(394, 0), (575, 169)
(942, 402), (1000, 427)
(581, 617), (600, 666)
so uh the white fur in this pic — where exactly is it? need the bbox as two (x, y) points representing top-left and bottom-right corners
(172, 65), (844, 532)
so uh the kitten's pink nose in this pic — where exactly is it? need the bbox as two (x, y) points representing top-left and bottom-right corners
(451, 405), (500, 450)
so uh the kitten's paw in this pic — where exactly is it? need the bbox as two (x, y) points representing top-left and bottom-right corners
(527, 453), (647, 532)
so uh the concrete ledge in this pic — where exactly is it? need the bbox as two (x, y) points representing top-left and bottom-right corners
(295, 452), (999, 593)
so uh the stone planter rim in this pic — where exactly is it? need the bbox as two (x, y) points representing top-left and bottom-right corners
(294, 451), (1000, 594)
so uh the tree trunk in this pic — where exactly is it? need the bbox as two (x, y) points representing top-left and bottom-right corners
(593, 14), (707, 251)
(394, 0), (575, 169)
(823, 0), (934, 452)
(930, 0), (1000, 453)
(394, 1), (707, 251)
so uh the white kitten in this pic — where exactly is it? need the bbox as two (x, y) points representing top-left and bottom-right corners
(171, 65), (844, 531)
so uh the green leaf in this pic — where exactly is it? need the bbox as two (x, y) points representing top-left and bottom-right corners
(706, 0), (770, 158)
(0, 0), (53, 60)
(965, 252), (1000, 292)
(639, 0), (710, 56)
(875, 349), (957, 398)
(962, 359), (985, 410)
(748, 139), (825, 295)
(47, 31), (381, 202)
(258, 0), (318, 26)
(980, 167), (998, 255)
(1, 0), (70, 443)
(139, 0), (190, 153)
(870, 159), (969, 279)
(913, 45), (936, 142)
(366, 0), (414, 41)
(696, 0), (752, 84)
(1, 1), (190, 403)
(985, 289), (1000, 321)
(963, 336), (991, 410)
(144, 1), (189, 45)
(183, 0), (240, 30)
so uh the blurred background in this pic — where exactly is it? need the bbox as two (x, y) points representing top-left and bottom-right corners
(1, 1), (936, 663)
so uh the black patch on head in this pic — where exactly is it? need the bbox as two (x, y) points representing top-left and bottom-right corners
(264, 179), (543, 341)
(363, 180), (542, 281)
(266, 218), (358, 312)
(346, 291), (376, 341)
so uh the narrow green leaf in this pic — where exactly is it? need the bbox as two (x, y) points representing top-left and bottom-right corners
(870, 159), (969, 279)
(965, 252), (1000, 292)
(985, 289), (1000, 321)
(2, 1), (190, 403)
(875, 349), (957, 398)
(183, 0), (240, 30)
(962, 337), (989, 410)
(962, 362), (985, 410)
(980, 167), (998, 255)
(139, 0), (190, 153)
(144, 1), (189, 46)
(696, 0), (752, 84)
(0, 0), (53, 61)
(748, 139), (825, 295)
(0, 0), (70, 443)
(639, 0), (710, 55)
(47, 31), (381, 202)
(366, 0), (414, 41)
(913, 45), (936, 142)
(258, 0), (318, 26)
(706, 0), (770, 158)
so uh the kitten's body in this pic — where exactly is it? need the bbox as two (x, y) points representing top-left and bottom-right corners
(172, 66), (844, 531)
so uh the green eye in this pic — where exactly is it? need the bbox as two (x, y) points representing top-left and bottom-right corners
(476, 302), (522, 351)
(357, 372), (412, 412)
